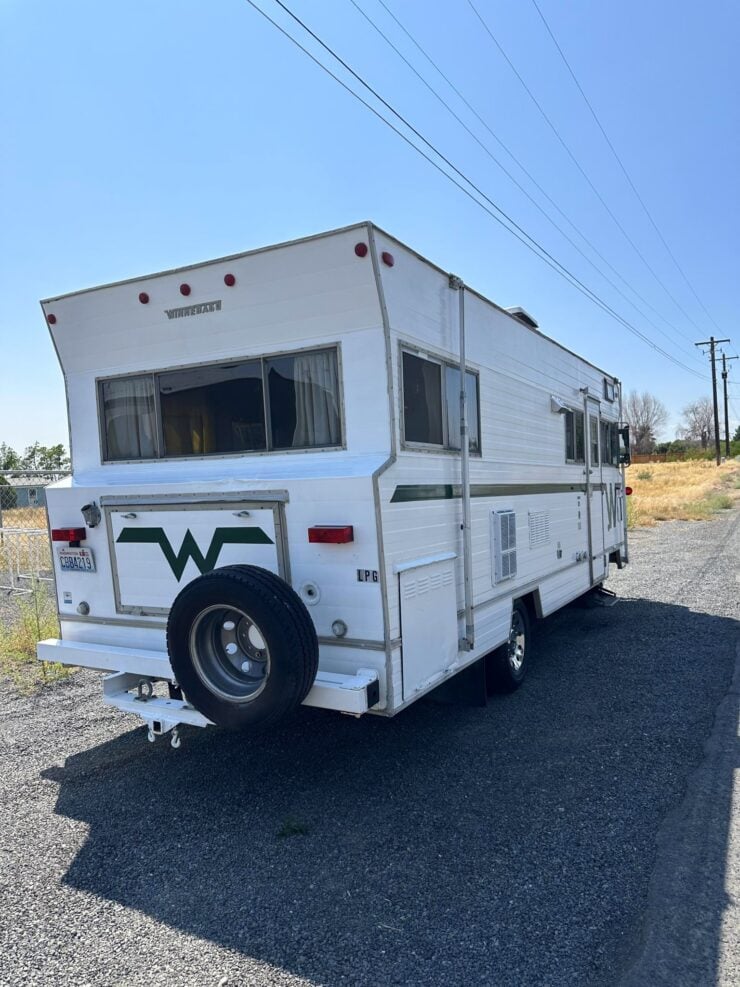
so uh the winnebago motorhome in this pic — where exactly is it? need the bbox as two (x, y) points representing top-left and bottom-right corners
(38, 223), (630, 746)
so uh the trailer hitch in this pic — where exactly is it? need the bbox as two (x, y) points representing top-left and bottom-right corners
(146, 721), (182, 749)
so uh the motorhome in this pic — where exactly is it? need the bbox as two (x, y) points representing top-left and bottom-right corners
(38, 223), (630, 746)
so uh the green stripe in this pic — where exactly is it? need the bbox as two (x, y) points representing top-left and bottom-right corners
(390, 482), (607, 503)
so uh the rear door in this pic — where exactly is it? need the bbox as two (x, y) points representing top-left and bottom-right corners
(104, 495), (287, 616)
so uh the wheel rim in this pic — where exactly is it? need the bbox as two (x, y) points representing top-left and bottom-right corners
(507, 609), (526, 673)
(189, 605), (271, 703)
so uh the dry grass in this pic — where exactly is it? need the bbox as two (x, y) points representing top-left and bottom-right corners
(0, 508), (52, 575)
(0, 507), (48, 529)
(0, 583), (71, 692)
(626, 459), (740, 528)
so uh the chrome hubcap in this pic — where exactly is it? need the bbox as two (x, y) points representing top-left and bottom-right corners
(507, 610), (526, 673)
(189, 605), (270, 703)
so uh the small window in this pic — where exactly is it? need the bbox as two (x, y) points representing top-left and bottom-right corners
(589, 414), (599, 465)
(564, 409), (585, 463)
(101, 375), (157, 461)
(266, 349), (341, 449)
(445, 366), (480, 452)
(160, 360), (265, 457)
(402, 350), (480, 451)
(604, 379), (616, 402)
(402, 352), (443, 445)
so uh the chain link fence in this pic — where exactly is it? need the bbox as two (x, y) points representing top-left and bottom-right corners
(0, 472), (69, 597)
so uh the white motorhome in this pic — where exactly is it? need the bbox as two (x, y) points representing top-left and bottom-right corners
(38, 223), (630, 745)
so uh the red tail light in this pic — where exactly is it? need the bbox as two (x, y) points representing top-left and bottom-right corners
(308, 525), (354, 544)
(625, 487), (633, 496)
(51, 527), (87, 542)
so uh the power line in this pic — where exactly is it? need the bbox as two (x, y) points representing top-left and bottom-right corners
(530, 0), (729, 341)
(243, 0), (707, 380)
(465, 0), (706, 344)
(350, 0), (705, 365)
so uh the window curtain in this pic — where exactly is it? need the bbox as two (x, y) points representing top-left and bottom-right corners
(291, 351), (341, 448)
(104, 378), (156, 460)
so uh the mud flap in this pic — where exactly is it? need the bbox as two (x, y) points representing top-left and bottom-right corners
(428, 656), (488, 708)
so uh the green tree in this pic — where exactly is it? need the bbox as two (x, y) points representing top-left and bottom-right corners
(21, 443), (69, 470)
(733, 424), (740, 443)
(0, 443), (22, 470)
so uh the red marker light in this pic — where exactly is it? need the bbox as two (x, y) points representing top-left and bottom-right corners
(47, 313), (57, 325)
(224, 273), (236, 286)
(354, 243), (368, 258)
(180, 283), (191, 296)
(625, 486), (633, 496)
(138, 292), (149, 304)
(308, 525), (354, 544)
(381, 251), (394, 267)
(51, 527), (86, 543)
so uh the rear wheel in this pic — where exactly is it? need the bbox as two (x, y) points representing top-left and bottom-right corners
(166, 565), (318, 729)
(487, 600), (531, 693)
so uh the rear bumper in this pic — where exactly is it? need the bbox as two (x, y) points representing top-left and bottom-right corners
(37, 638), (380, 717)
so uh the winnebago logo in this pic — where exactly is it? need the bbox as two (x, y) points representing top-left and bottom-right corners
(604, 483), (624, 531)
(164, 299), (222, 320)
(116, 527), (273, 581)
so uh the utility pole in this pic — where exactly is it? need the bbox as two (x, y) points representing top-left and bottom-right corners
(695, 337), (730, 466)
(721, 352), (738, 456)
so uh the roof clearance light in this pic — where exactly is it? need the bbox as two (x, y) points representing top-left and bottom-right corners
(625, 486), (633, 496)
(47, 314), (57, 325)
(51, 527), (87, 543)
(354, 243), (368, 258)
(138, 292), (149, 304)
(180, 283), (191, 296)
(381, 251), (394, 267)
(308, 525), (354, 544)
(224, 273), (236, 286)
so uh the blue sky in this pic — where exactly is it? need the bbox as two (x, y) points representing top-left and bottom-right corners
(2, 0), (738, 451)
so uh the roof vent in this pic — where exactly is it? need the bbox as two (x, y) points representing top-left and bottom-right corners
(505, 306), (539, 329)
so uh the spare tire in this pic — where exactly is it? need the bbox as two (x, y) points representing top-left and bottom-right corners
(166, 565), (319, 729)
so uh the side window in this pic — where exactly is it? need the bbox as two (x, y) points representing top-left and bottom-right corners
(610, 422), (620, 465)
(564, 409), (585, 463)
(402, 352), (443, 445)
(600, 420), (609, 465)
(445, 366), (480, 452)
(101, 375), (157, 461)
(402, 351), (480, 451)
(589, 414), (599, 465)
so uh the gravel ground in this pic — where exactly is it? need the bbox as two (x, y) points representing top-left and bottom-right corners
(0, 510), (738, 987)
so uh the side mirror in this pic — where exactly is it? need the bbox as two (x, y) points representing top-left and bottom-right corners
(618, 424), (631, 467)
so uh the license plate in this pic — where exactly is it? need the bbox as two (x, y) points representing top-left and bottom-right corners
(58, 547), (96, 573)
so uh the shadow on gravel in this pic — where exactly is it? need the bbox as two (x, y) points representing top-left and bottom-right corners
(44, 597), (738, 987)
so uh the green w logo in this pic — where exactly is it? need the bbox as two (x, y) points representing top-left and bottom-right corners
(116, 527), (274, 581)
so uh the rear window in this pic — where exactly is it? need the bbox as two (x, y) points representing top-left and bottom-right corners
(160, 360), (265, 457)
(100, 376), (157, 461)
(100, 347), (342, 462)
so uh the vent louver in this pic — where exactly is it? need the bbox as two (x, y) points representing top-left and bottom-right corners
(528, 511), (550, 548)
(492, 510), (517, 584)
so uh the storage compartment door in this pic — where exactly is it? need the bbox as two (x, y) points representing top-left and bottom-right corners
(108, 501), (283, 615)
(398, 555), (458, 701)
